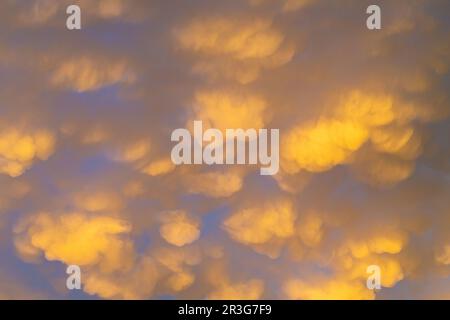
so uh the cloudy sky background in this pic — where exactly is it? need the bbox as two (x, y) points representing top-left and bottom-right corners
(0, 0), (449, 299)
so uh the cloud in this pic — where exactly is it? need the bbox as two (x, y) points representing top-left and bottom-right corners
(175, 16), (295, 83)
(186, 170), (244, 198)
(74, 191), (124, 213)
(281, 90), (428, 186)
(209, 278), (264, 299)
(83, 257), (159, 299)
(223, 198), (296, 257)
(436, 245), (450, 265)
(50, 57), (135, 92)
(14, 212), (134, 272)
(15, 0), (144, 27)
(0, 0), (449, 300)
(142, 157), (175, 176)
(283, 278), (374, 300)
(190, 90), (268, 131)
(0, 126), (55, 177)
(159, 211), (201, 247)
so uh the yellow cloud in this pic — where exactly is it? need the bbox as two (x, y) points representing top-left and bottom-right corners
(370, 126), (421, 160)
(83, 257), (159, 299)
(14, 212), (134, 273)
(122, 180), (145, 197)
(348, 257), (404, 288)
(159, 211), (201, 247)
(192, 90), (267, 131)
(0, 127), (55, 177)
(282, 0), (315, 12)
(224, 199), (296, 246)
(16, 0), (138, 27)
(209, 279), (264, 300)
(281, 90), (424, 185)
(354, 152), (415, 186)
(96, 0), (125, 18)
(347, 231), (407, 259)
(167, 271), (195, 292)
(336, 91), (395, 127)
(74, 191), (124, 212)
(297, 213), (323, 247)
(186, 171), (243, 198)
(17, 0), (59, 26)
(436, 245), (450, 265)
(284, 278), (374, 300)
(111, 139), (151, 168)
(282, 118), (368, 173)
(50, 57), (134, 92)
(154, 246), (202, 273)
(142, 157), (175, 176)
(176, 17), (294, 83)
(177, 17), (283, 60)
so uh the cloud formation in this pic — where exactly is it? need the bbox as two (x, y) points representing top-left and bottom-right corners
(0, 0), (449, 300)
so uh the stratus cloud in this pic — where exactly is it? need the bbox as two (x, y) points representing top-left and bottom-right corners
(175, 16), (295, 83)
(0, 127), (55, 177)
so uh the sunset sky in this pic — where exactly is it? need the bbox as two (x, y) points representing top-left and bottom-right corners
(0, 0), (449, 299)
